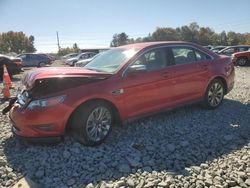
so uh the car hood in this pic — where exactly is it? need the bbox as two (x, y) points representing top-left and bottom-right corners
(22, 67), (111, 89)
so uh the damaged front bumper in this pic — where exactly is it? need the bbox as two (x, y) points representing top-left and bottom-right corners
(3, 90), (72, 142)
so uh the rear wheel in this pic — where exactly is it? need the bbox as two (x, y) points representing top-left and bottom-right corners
(71, 102), (114, 146)
(236, 57), (248, 66)
(203, 79), (225, 109)
(38, 62), (46, 67)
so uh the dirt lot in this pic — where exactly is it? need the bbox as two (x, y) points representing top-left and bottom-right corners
(0, 63), (249, 188)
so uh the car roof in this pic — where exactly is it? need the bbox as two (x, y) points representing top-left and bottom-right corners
(117, 41), (202, 50)
(116, 41), (218, 58)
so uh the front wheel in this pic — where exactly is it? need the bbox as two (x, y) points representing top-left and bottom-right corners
(203, 79), (225, 109)
(71, 102), (114, 146)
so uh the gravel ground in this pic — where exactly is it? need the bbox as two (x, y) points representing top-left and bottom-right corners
(0, 64), (249, 188)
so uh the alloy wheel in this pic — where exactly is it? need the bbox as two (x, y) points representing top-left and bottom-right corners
(207, 82), (224, 107)
(86, 107), (112, 142)
(237, 58), (247, 66)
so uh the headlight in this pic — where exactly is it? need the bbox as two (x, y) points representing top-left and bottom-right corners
(27, 95), (65, 110)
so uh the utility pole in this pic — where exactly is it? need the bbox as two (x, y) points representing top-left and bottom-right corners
(56, 31), (60, 52)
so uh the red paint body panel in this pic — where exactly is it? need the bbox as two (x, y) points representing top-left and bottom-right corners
(9, 41), (235, 139)
(232, 51), (250, 63)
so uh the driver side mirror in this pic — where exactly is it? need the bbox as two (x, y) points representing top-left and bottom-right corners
(126, 64), (147, 75)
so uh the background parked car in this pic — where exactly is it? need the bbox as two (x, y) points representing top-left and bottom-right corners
(217, 45), (250, 56)
(74, 53), (100, 67)
(38, 53), (56, 61)
(0, 55), (22, 80)
(66, 52), (96, 66)
(74, 58), (93, 67)
(17, 53), (52, 67)
(203, 45), (213, 50)
(211, 46), (226, 53)
(232, 50), (250, 66)
(61, 53), (79, 63)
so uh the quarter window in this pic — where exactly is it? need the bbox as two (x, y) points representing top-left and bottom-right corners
(195, 50), (211, 61)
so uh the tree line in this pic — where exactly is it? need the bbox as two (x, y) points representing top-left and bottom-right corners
(110, 22), (250, 47)
(0, 31), (36, 54)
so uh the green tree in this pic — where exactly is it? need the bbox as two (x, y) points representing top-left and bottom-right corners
(110, 32), (129, 47)
(152, 27), (178, 41)
(197, 27), (215, 45)
(227, 31), (240, 46)
(220, 31), (228, 46)
(72, 43), (80, 53)
(58, 43), (80, 56)
(111, 22), (250, 47)
(0, 31), (36, 53)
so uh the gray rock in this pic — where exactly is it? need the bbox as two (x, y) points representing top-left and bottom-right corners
(85, 183), (95, 188)
(67, 178), (75, 186)
(63, 151), (71, 159)
(35, 170), (44, 178)
(167, 144), (176, 152)
(245, 179), (250, 186)
(5, 179), (13, 187)
(158, 181), (168, 187)
(180, 141), (189, 147)
(204, 178), (213, 186)
(11, 177), (38, 188)
(142, 166), (152, 172)
(118, 164), (131, 173)
(144, 181), (155, 187)
(223, 135), (234, 141)
(136, 179), (145, 188)
(127, 157), (141, 167)
(192, 166), (201, 174)
(127, 178), (135, 187)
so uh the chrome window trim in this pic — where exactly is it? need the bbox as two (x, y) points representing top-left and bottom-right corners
(122, 44), (214, 77)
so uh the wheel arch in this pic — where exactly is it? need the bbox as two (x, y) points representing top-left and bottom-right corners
(65, 98), (122, 133)
(207, 76), (228, 94)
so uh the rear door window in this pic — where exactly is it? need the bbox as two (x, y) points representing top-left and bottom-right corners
(170, 47), (211, 65)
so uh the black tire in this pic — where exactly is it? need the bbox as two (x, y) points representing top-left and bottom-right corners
(38, 62), (46, 67)
(236, 57), (248, 66)
(203, 79), (225, 109)
(71, 101), (114, 146)
(71, 61), (76, 67)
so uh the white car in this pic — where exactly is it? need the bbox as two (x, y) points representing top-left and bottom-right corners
(74, 58), (93, 67)
(66, 52), (96, 66)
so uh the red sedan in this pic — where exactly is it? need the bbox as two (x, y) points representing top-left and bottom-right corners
(5, 41), (235, 146)
(232, 50), (250, 66)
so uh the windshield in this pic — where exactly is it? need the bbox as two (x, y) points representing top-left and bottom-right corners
(84, 48), (138, 73)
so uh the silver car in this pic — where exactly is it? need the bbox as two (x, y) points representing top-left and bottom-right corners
(66, 52), (96, 66)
